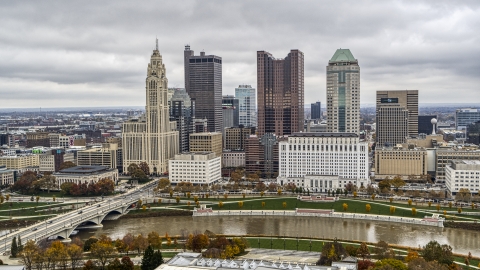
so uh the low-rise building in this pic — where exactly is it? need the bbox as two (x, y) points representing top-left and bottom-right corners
(0, 165), (14, 186)
(0, 154), (39, 173)
(445, 160), (480, 196)
(53, 165), (118, 188)
(436, 149), (480, 183)
(39, 149), (75, 173)
(169, 152), (221, 185)
(77, 143), (119, 170)
(222, 150), (245, 168)
(375, 147), (427, 180)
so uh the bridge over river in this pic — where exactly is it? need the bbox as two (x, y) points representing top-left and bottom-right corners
(0, 180), (158, 254)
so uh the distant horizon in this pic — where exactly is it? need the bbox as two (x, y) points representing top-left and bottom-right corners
(0, 102), (478, 113)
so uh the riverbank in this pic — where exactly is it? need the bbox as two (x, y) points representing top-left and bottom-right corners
(123, 209), (192, 218)
(444, 221), (480, 231)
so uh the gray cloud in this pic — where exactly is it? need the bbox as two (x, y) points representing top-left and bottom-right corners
(1, 0), (480, 108)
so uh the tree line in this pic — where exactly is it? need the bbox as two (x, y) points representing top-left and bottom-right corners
(17, 233), (165, 270)
(318, 239), (466, 270)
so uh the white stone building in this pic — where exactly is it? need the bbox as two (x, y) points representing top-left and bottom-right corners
(445, 160), (480, 196)
(277, 132), (369, 191)
(169, 152), (221, 185)
(0, 165), (14, 186)
(53, 165), (118, 187)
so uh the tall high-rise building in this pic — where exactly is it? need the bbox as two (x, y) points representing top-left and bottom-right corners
(184, 45), (222, 133)
(122, 41), (179, 174)
(257, 50), (304, 136)
(326, 49), (360, 134)
(222, 95), (239, 128)
(376, 90), (418, 146)
(235, 85), (257, 127)
(311, 101), (321, 120)
(169, 88), (195, 153)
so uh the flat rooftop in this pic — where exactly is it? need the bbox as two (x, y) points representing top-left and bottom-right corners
(290, 132), (358, 138)
(59, 165), (109, 174)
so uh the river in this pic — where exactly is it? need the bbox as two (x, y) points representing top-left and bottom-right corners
(75, 215), (480, 256)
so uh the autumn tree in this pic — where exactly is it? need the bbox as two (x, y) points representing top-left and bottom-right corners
(391, 175), (406, 191)
(342, 203), (348, 211)
(133, 234), (149, 254)
(45, 241), (67, 270)
(122, 233), (135, 254)
(19, 240), (39, 270)
(147, 231), (162, 249)
(84, 237), (99, 252)
(132, 169), (149, 182)
(67, 244), (83, 270)
(357, 242), (370, 260)
(365, 204), (371, 213)
(374, 240), (393, 259)
(90, 241), (117, 270)
(317, 241), (347, 266)
(404, 249), (419, 263)
(374, 258), (407, 270)
(127, 163), (139, 175)
(186, 233), (210, 252)
(139, 162), (150, 176)
(157, 178), (170, 191)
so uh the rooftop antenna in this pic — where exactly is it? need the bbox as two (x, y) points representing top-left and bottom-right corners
(156, 37), (158, 51)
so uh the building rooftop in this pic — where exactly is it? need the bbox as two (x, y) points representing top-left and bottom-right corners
(290, 132), (358, 138)
(58, 165), (109, 174)
(453, 160), (480, 165)
(329, 49), (357, 63)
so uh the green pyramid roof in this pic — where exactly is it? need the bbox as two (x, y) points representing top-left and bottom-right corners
(329, 49), (357, 63)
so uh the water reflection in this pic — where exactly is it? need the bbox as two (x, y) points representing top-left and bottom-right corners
(75, 216), (480, 256)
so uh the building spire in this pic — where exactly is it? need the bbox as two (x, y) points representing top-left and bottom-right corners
(156, 37), (158, 51)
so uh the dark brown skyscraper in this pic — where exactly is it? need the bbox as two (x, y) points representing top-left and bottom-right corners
(257, 50), (304, 136)
(184, 45), (222, 132)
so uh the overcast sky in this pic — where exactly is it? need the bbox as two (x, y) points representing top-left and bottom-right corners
(1, 0), (480, 108)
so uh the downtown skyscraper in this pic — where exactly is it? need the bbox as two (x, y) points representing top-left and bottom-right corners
(235, 85), (257, 127)
(122, 41), (179, 173)
(376, 90), (419, 146)
(184, 45), (222, 133)
(326, 49), (360, 134)
(257, 50), (304, 136)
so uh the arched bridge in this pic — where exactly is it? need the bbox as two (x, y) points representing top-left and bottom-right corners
(0, 180), (158, 254)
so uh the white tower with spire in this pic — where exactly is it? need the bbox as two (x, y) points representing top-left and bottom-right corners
(122, 40), (179, 174)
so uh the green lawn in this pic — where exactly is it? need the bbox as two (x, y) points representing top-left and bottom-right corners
(0, 202), (82, 217)
(245, 237), (327, 252)
(164, 197), (477, 221)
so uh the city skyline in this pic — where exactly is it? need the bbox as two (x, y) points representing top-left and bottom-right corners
(1, 1), (480, 108)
